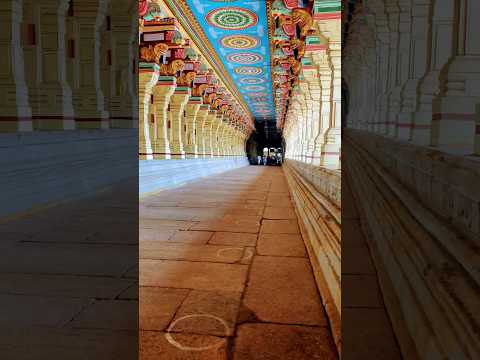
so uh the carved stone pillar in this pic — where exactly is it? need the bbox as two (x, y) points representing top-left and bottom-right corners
(138, 64), (159, 160)
(320, 44), (341, 168)
(212, 114), (223, 157)
(23, 0), (75, 130)
(72, 0), (109, 129)
(204, 110), (217, 158)
(152, 77), (175, 159)
(414, 0), (455, 147)
(168, 87), (190, 159)
(397, 0), (432, 144)
(431, 0), (480, 152)
(109, 3), (137, 128)
(183, 97), (201, 159)
(0, 0), (33, 132)
(196, 104), (209, 158)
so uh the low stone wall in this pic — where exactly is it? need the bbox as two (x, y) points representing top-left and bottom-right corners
(283, 159), (341, 354)
(139, 157), (249, 196)
(344, 129), (480, 359)
(0, 130), (137, 219)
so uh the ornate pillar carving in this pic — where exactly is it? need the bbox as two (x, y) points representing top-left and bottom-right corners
(0, 0), (33, 132)
(168, 87), (189, 159)
(183, 97), (201, 158)
(109, 1), (138, 128)
(72, 0), (109, 129)
(196, 104), (209, 158)
(152, 76), (175, 159)
(139, 64), (159, 160)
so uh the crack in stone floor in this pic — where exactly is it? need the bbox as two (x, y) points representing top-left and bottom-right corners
(140, 166), (338, 360)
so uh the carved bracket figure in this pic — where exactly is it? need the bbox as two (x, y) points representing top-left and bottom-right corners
(140, 43), (169, 64)
(159, 59), (185, 76)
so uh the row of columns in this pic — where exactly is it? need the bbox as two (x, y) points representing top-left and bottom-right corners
(282, 10), (341, 169)
(0, 0), (137, 132)
(139, 65), (248, 160)
(344, 0), (480, 155)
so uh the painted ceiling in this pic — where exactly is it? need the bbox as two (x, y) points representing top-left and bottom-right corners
(183, 0), (275, 122)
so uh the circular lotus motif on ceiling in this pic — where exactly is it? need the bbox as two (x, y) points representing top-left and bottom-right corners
(240, 77), (265, 85)
(234, 66), (263, 75)
(227, 53), (263, 64)
(206, 7), (258, 30)
(244, 85), (266, 91)
(220, 35), (259, 49)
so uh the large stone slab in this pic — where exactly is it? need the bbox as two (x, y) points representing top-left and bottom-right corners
(343, 308), (402, 360)
(140, 330), (227, 360)
(243, 256), (326, 326)
(140, 260), (248, 292)
(260, 219), (300, 234)
(70, 300), (138, 330)
(257, 233), (306, 257)
(233, 323), (337, 360)
(209, 232), (257, 247)
(140, 287), (189, 331)
(170, 290), (242, 337)
(140, 242), (245, 263)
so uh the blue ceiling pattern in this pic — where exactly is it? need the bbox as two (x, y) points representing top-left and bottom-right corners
(185, 0), (275, 121)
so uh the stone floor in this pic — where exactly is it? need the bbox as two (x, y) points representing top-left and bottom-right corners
(0, 180), (138, 359)
(342, 179), (403, 359)
(140, 166), (338, 360)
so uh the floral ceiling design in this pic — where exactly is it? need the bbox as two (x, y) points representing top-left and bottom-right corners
(184, 0), (276, 121)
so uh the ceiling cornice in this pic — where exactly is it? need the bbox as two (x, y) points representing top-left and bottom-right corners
(161, 0), (254, 123)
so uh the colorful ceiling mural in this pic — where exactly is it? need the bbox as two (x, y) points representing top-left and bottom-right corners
(183, 0), (275, 121)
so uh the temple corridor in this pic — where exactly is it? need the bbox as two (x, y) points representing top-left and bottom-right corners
(139, 166), (338, 359)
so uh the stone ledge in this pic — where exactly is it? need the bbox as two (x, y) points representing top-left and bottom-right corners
(0, 130), (137, 219)
(139, 157), (249, 196)
(345, 130), (480, 359)
(282, 160), (341, 355)
(345, 129), (480, 241)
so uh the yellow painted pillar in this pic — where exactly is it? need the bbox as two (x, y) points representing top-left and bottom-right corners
(196, 104), (210, 158)
(138, 64), (159, 160)
(203, 110), (216, 158)
(152, 76), (176, 159)
(23, 0), (75, 130)
(109, 3), (137, 128)
(0, 0), (33, 132)
(320, 44), (341, 169)
(183, 96), (202, 159)
(72, 0), (109, 129)
(168, 87), (190, 159)
(212, 114), (224, 157)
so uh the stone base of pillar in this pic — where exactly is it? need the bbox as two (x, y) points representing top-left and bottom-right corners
(0, 117), (33, 132)
(110, 117), (137, 129)
(75, 118), (109, 130)
(153, 140), (171, 160)
(184, 145), (198, 159)
(320, 144), (341, 168)
(170, 141), (185, 159)
(32, 117), (75, 131)
(431, 117), (475, 149)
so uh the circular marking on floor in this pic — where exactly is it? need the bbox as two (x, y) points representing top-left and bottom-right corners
(206, 7), (258, 30)
(221, 35), (259, 49)
(165, 314), (230, 351)
(242, 248), (254, 261)
(227, 52), (263, 64)
(234, 66), (263, 75)
(216, 247), (244, 258)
